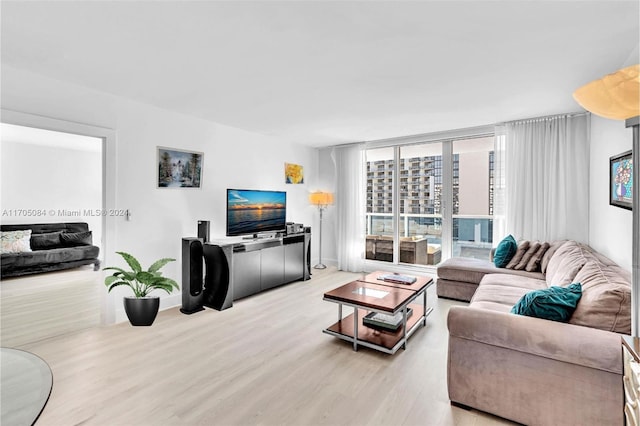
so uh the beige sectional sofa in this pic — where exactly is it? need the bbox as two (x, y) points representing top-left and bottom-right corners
(438, 240), (631, 425)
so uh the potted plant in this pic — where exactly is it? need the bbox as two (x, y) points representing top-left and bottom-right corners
(104, 251), (179, 326)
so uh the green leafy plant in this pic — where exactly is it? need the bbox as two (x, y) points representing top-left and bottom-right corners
(104, 251), (179, 298)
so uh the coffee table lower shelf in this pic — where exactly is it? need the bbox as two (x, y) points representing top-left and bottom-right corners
(323, 304), (430, 354)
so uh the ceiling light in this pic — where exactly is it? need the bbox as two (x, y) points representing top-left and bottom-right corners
(573, 64), (640, 120)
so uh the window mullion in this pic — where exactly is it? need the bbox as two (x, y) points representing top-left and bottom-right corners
(392, 145), (400, 264)
(441, 140), (453, 260)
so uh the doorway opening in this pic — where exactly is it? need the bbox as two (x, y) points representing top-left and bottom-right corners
(1, 123), (104, 346)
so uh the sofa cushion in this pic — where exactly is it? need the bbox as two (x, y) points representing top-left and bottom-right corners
(581, 245), (629, 270)
(546, 241), (588, 287)
(541, 240), (568, 273)
(438, 257), (495, 284)
(493, 234), (517, 267)
(468, 300), (513, 313)
(479, 273), (547, 292)
(471, 274), (547, 313)
(472, 284), (533, 307)
(570, 261), (631, 334)
(437, 257), (544, 285)
(1, 230), (32, 254)
(30, 231), (63, 250)
(511, 283), (582, 322)
(1, 245), (100, 269)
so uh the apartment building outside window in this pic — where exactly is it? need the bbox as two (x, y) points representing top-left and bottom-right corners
(365, 136), (494, 267)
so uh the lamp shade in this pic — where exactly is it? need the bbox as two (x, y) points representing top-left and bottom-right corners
(573, 64), (640, 120)
(309, 191), (334, 206)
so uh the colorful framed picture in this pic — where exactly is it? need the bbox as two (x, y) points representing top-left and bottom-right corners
(157, 147), (203, 189)
(285, 162), (304, 184)
(610, 150), (632, 210)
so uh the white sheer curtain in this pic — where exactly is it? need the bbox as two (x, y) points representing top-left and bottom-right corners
(497, 113), (590, 243)
(331, 144), (365, 272)
(492, 126), (507, 244)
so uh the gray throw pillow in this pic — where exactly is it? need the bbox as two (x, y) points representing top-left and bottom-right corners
(506, 240), (530, 269)
(525, 242), (551, 272)
(30, 231), (63, 250)
(514, 241), (541, 270)
(60, 231), (92, 246)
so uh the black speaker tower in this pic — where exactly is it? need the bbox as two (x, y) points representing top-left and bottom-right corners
(180, 237), (205, 314)
(303, 226), (312, 280)
(197, 220), (210, 243)
(202, 244), (233, 311)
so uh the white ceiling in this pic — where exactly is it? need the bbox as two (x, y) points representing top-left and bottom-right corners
(1, 1), (638, 147)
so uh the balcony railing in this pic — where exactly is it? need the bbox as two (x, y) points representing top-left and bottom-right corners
(366, 213), (493, 264)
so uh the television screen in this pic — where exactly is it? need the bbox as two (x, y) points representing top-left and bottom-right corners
(226, 189), (287, 237)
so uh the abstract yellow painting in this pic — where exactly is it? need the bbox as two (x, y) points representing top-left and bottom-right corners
(285, 162), (304, 184)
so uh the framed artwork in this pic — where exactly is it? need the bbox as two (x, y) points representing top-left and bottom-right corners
(285, 162), (304, 184)
(157, 147), (203, 188)
(610, 150), (632, 210)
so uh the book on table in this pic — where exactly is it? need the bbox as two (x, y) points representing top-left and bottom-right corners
(377, 273), (417, 285)
(363, 307), (413, 331)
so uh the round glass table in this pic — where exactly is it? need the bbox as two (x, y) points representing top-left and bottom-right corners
(1, 348), (53, 426)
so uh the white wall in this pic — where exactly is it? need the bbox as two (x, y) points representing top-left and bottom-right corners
(1, 65), (319, 323)
(589, 115), (633, 270)
(588, 45), (637, 271)
(1, 135), (103, 254)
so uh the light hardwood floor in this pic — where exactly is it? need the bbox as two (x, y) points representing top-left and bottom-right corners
(8, 267), (515, 426)
(1, 267), (101, 347)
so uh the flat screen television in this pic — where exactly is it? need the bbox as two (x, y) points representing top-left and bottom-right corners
(226, 189), (287, 237)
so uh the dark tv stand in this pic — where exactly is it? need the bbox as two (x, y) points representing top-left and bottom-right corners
(200, 228), (311, 310)
(241, 233), (280, 240)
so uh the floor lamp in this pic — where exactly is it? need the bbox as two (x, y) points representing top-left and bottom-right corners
(574, 64), (639, 336)
(309, 191), (334, 269)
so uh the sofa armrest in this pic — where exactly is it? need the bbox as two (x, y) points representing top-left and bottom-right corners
(447, 306), (623, 374)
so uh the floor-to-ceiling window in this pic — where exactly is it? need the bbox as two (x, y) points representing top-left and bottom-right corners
(397, 142), (444, 266)
(452, 137), (494, 260)
(365, 147), (395, 262)
(364, 132), (494, 267)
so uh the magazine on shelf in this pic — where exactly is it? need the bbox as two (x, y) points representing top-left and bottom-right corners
(363, 307), (413, 331)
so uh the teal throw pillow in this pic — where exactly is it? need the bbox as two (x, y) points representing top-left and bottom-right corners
(493, 234), (517, 268)
(510, 283), (582, 322)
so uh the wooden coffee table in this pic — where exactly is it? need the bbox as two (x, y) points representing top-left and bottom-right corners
(323, 271), (434, 354)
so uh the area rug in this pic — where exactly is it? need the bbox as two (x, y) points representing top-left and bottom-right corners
(1, 348), (53, 426)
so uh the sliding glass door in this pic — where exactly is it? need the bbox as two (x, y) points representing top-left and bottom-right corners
(365, 134), (494, 267)
(398, 142), (444, 266)
(452, 137), (495, 260)
(365, 147), (395, 263)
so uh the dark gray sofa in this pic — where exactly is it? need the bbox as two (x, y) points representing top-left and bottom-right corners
(1, 222), (100, 278)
